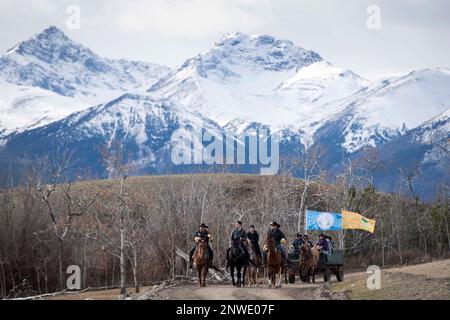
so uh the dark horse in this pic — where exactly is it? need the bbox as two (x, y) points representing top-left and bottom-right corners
(227, 240), (249, 287)
(193, 240), (209, 287)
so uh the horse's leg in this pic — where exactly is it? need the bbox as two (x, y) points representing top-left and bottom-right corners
(242, 265), (247, 288)
(277, 268), (282, 287)
(237, 266), (241, 288)
(284, 266), (288, 284)
(203, 265), (208, 287)
(312, 267), (315, 283)
(231, 265), (235, 287)
(271, 269), (275, 287)
(197, 266), (202, 287)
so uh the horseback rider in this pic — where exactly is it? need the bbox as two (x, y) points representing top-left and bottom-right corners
(247, 225), (262, 261)
(303, 234), (313, 247)
(226, 221), (251, 266)
(291, 233), (304, 255)
(189, 223), (214, 268)
(262, 221), (288, 267)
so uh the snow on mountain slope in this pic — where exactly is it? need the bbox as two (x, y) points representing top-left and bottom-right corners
(151, 33), (316, 128)
(0, 92), (223, 174)
(0, 26), (171, 104)
(326, 68), (450, 153)
(149, 33), (367, 144)
(410, 108), (450, 164)
(275, 61), (369, 139)
(0, 79), (89, 140)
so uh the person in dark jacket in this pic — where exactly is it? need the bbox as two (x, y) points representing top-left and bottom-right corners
(247, 225), (262, 260)
(226, 221), (250, 265)
(291, 233), (304, 255)
(262, 221), (288, 267)
(189, 223), (213, 268)
(316, 233), (332, 260)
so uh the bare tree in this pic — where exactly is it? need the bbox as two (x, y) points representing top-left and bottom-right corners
(35, 153), (99, 290)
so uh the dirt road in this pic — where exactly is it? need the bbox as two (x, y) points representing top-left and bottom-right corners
(46, 259), (450, 300)
(144, 281), (330, 300)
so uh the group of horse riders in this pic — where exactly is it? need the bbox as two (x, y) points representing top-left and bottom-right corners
(188, 220), (335, 268)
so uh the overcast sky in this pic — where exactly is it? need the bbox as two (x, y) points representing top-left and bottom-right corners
(0, 0), (449, 80)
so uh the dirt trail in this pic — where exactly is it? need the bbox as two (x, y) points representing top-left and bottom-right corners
(151, 282), (325, 300)
(46, 259), (450, 300)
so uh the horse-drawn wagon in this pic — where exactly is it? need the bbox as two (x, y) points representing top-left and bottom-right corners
(287, 249), (344, 284)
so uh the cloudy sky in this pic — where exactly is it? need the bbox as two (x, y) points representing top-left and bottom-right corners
(0, 0), (449, 80)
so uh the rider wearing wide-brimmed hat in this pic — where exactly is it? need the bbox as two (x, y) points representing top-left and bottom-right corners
(316, 233), (333, 259)
(189, 223), (214, 268)
(226, 220), (251, 266)
(291, 232), (304, 255)
(262, 221), (288, 267)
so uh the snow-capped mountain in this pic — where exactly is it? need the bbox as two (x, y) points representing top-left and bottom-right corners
(0, 26), (171, 140)
(0, 93), (223, 176)
(408, 108), (450, 165)
(149, 33), (367, 141)
(0, 26), (171, 102)
(367, 108), (450, 198)
(315, 68), (450, 154)
(0, 28), (449, 198)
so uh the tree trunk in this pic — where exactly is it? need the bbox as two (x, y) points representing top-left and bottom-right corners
(298, 182), (308, 232)
(119, 218), (127, 296)
(119, 177), (127, 298)
(58, 238), (64, 291)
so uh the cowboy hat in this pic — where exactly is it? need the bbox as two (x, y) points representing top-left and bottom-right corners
(296, 233), (302, 237)
(199, 223), (208, 228)
(269, 221), (280, 227)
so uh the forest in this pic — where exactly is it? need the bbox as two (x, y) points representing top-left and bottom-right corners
(0, 145), (449, 299)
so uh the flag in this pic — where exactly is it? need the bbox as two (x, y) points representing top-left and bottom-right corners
(342, 210), (376, 233)
(306, 210), (342, 231)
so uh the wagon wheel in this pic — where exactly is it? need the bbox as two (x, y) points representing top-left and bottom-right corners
(336, 266), (344, 282)
(323, 268), (330, 282)
(288, 273), (296, 284)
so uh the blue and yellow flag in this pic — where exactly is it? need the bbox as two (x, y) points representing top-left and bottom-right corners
(306, 210), (343, 231)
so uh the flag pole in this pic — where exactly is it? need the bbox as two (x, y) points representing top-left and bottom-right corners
(304, 208), (308, 234)
(339, 210), (344, 251)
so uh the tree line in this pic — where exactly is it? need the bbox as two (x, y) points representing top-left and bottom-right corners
(0, 146), (448, 298)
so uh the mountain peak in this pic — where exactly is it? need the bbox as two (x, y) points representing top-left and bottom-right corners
(183, 32), (322, 76)
(35, 26), (69, 41)
(5, 25), (90, 65)
(0, 26), (171, 99)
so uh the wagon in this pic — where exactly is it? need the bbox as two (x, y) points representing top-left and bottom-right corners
(287, 249), (344, 284)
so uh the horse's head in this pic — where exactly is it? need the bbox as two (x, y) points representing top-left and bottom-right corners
(300, 244), (312, 261)
(197, 239), (207, 250)
(265, 235), (275, 250)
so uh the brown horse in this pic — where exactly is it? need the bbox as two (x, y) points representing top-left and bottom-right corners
(299, 244), (319, 283)
(265, 236), (286, 287)
(193, 240), (209, 287)
(246, 240), (260, 287)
